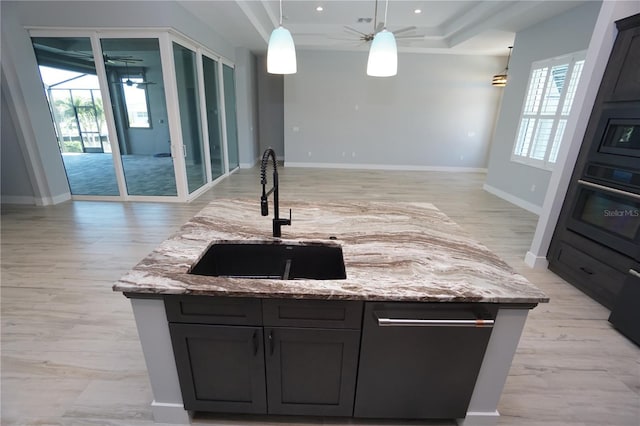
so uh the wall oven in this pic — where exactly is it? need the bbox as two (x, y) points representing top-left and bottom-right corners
(588, 103), (640, 167)
(567, 163), (640, 261)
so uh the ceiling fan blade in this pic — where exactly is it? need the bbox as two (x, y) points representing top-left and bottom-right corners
(344, 26), (368, 36)
(328, 36), (361, 41)
(392, 26), (417, 35)
(395, 34), (425, 40)
(136, 81), (156, 86)
(375, 22), (385, 33)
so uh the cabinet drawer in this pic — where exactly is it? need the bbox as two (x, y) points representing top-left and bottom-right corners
(554, 243), (626, 308)
(263, 299), (363, 329)
(165, 295), (262, 325)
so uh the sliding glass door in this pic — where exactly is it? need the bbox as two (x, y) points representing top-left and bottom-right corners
(100, 38), (177, 196)
(202, 55), (224, 181)
(32, 37), (119, 196)
(173, 42), (207, 194)
(31, 30), (239, 201)
(223, 64), (239, 170)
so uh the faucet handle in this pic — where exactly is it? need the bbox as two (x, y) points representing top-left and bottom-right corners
(288, 209), (292, 223)
(261, 197), (269, 216)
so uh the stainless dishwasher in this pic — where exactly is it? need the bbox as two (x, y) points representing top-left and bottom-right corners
(354, 302), (498, 419)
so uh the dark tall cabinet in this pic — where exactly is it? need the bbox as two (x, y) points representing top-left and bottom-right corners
(548, 13), (640, 311)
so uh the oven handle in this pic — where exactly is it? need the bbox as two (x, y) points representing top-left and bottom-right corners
(578, 180), (640, 201)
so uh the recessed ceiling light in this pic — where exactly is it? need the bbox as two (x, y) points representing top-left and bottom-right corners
(414, 9), (422, 14)
(316, 6), (323, 12)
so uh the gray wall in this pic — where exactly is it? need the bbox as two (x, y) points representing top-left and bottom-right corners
(284, 50), (504, 169)
(1, 2), (71, 204)
(234, 48), (260, 168)
(256, 54), (285, 159)
(0, 0), (242, 203)
(1, 85), (36, 202)
(484, 1), (602, 210)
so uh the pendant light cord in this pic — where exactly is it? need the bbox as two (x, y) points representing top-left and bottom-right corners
(279, 0), (283, 26)
(383, 0), (389, 29)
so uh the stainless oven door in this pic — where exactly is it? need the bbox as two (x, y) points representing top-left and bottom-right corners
(567, 180), (640, 260)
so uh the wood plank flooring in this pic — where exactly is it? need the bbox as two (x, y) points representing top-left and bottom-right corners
(1, 167), (638, 426)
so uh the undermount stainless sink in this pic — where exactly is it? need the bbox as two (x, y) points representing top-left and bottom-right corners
(189, 242), (346, 280)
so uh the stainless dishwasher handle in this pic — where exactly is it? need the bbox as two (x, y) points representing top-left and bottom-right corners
(375, 315), (494, 328)
(629, 269), (640, 279)
(578, 179), (640, 201)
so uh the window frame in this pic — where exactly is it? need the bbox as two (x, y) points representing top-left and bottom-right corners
(511, 50), (586, 170)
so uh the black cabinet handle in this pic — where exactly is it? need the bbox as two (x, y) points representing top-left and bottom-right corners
(580, 266), (594, 275)
(252, 330), (259, 356)
(268, 330), (274, 355)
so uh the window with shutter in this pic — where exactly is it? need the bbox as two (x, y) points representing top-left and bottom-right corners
(511, 51), (586, 170)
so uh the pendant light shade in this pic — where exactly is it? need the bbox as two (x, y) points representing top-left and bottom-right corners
(367, 29), (397, 77)
(492, 46), (513, 87)
(267, 26), (297, 74)
(267, 0), (296, 74)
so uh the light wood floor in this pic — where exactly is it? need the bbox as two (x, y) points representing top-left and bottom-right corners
(1, 168), (638, 426)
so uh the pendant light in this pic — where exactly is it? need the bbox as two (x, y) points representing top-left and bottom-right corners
(367, 0), (397, 77)
(267, 0), (297, 74)
(492, 46), (513, 87)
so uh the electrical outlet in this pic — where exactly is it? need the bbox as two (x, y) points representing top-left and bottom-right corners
(531, 184), (536, 192)
(308, 151), (312, 157)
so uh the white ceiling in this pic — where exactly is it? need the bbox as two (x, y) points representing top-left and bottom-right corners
(178, 0), (589, 56)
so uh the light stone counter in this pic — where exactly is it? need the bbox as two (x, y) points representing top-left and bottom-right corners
(113, 199), (548, 304)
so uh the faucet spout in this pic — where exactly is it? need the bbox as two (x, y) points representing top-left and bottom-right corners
(260, 148), (291, 237)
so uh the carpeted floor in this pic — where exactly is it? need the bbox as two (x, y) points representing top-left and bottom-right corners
(62, 153), (205, 196)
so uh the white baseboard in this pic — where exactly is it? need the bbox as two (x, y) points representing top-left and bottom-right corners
(482, 184), (541, 215)
(239, 156), (260, 169)
(285, 162), (487, 173)
(35, 192), (71, 206)
(457, 410), (500, 426)
(150, 400), (191, 424)
(1, 195), (36, 205)
(0, 193), (70, 206)
(525, 251), (549, 269)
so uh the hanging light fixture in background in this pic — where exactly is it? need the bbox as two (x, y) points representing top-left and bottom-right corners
(492, 46), (513, 87)
(267, 0), (297, 74)
(367, 0), (397, 77)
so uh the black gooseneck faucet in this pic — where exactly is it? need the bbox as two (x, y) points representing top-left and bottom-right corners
(260, 148), (291, 237)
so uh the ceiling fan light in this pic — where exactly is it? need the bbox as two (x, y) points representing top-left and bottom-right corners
(367, 29), (397, 77)
(267, 26), (297, 74)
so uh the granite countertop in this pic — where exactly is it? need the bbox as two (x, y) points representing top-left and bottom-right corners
(113, 199), (549, 304)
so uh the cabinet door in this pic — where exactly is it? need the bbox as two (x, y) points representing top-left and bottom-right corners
(169, 323), (267, 413)
(264, 327), (360, 416)
(609, 267), (640, 345)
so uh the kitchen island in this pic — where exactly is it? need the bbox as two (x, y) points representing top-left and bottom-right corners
(114, 199), (548, 426)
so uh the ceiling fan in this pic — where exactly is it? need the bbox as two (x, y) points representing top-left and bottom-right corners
(111, 58), (156, 88)
(342, 0), (421, 44)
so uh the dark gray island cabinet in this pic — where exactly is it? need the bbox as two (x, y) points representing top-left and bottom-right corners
(116, 200), (548, 426)
(165, 297), (361, 417)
